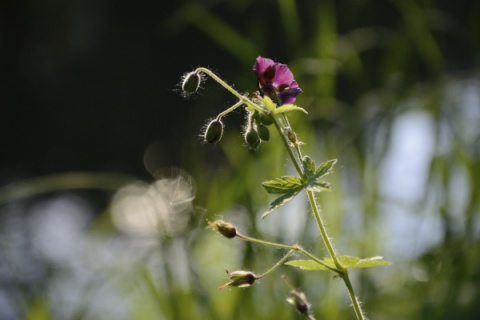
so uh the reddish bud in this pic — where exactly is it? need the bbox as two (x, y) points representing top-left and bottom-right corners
(287, 130), (297, 144)
(219, 270), (257, 289)
(287, 289), (312, 317)
(208, 220), (237, 239)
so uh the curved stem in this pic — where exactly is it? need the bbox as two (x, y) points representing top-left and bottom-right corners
(195, 67), (264, 114)
(257, 249), (295, 279)
(217, 100), (244, 119)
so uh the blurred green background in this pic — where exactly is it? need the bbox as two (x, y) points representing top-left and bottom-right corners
(1, 0), (479, 319)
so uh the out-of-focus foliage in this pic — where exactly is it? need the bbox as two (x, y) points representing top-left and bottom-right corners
(1, 0), (479, 319)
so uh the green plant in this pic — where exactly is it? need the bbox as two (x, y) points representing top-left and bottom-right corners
(181, 56), (391, 319)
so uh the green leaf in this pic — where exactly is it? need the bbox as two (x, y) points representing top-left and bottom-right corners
(285, 259), (330, 271)
(351, 256), (392, 268)
(262, 96), (276, 111)
(262, 176), (303, 194)
(302, 156), (316, 178)
(262, 190), (301, 219)
(314, 159), (337, 179)
(307, 181), (331, 192)
(286, 256), (391, 271)
(273, 104), (308, 115)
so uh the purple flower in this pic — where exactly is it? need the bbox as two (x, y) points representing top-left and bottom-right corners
(253, 56), (302, 105)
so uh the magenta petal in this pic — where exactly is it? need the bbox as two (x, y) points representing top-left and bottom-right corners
(272, 63), (294, 86)
(279, 87), (302, 104)
(253, 56), (275, 75)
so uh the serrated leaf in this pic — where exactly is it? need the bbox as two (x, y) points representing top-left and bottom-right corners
(353, 256), (392, 268)
(262, 96), (276, 111)
(262, 176), (303, 194)
(314, 159), (337, 179)
(285, 259), (330, 271)
(302, 156), (316, 178)
(286, 256), (391, 271)
(273, 104), (308, 115)
(307, 181), (331, 192)
(262, 190), (301, 219)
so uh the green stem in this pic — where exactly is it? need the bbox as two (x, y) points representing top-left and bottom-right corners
(306, 190), (342, 271)
(341, 272), (365, 320)
(217, 100), (244, 119)
(271, 115), (304, 178)
(272, 111), (364, 319)
(195, 67), (264, 114)
(257, 249), (295, 279)
(236, 233), (339, 273)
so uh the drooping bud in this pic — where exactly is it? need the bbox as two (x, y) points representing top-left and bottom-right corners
(257, 124), (270, 141)
(218, 270), (257, 289)
(259, 112), (273, 126)
(208, 220), (237, 239)
(182, 71), (201, 94)
(245, 128), (260, 149)
(287, 289), (312, 318)
(204, 119), (224, 144)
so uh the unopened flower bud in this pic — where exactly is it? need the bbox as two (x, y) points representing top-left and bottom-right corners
(182, 71), (201, 93)
(287, 130), (297, 144)
(218, 270), (257, 289)
(257, 124), (270, 141)
(287, 289), (312, 317)
(208, 220), (236, 238)
(245, 129), (260, 149)
(259, 113), (273, 126)
(204, 119), (224, 144)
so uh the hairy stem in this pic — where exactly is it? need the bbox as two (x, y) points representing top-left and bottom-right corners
(341, 272), (365, 320)
(271, 112), (365, 320)
(257, 249), (295, 279)
(195, 67), (264, 113)
(271, 115), (304, 178)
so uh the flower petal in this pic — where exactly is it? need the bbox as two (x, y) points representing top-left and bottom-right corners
(272, 63), (295, 86)
(253, 56), (275, 75)
(279, 87), (302, 105)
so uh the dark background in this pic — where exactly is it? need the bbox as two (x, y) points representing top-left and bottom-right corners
(2, 1), (476, 180)
(1, 1), (479, 319)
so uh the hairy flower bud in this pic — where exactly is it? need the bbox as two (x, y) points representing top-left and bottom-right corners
(259, 113), (273, 126)
(218, 270), (257, 289)
(257, 124), (270, 141)
(245, 129), (260, 149)
(204, 119), (224, 144)
(287, 289), (312, 317)
(208, 220), (236, 238)
(182, 71), (201, 93)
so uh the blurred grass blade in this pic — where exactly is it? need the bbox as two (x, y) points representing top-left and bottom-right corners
(170, 2), (257, 64)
